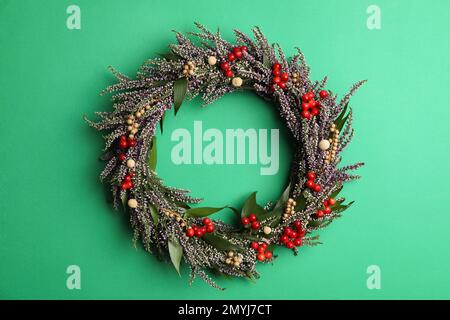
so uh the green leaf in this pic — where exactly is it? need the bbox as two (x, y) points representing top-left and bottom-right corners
(147, 137), (157, 171)
(168, 237), (183, 276)
(159, 111), (166, 134)
(120, 192), (127, 211)
(272, 183), (291, 215)
(241, 192), (266, 218)
(334, 103), (349, 131)
(184, 206), (226, 218)
(202, 233), (243, 252)
(333, 201), (355, 213)
(330, 185), (343, 199)
(294, 194), (306, 212)
(158, 52), (180, 61)
(149, 204), (158, 225)
(173, 77), (188, 116)
(99, 150), (114, 161)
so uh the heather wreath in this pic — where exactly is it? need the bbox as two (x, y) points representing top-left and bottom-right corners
(85, 23), (365, 289)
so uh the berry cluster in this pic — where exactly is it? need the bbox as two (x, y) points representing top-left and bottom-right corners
(220, 45), (248, 78)
(224, 251), (243, 268)
(250, 242), (273, 261)
(305, 171), (321, 193)
(316, 198), (336, 218)
(271, 62), (289, 90)
(185, 217), (215, 238)
(300, 90), (328, 120)
(241, 214), (260, 230)
(279, 221), (305, 249)
(120, 172), (135, 190)
(283, 198), (296, 220)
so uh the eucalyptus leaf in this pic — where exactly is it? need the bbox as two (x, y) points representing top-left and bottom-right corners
(174, 77), (188, 115)
(168, 237), (183, 276)
(294, 194), (306, 212)
(202, 233), (243, 252)
(241, 192), (266, 218)
(330, 185), (343, 199)
(99, 150), (114, 161)
(334, 103), (349, 131)
(184, 206), (226, 218)
(147, 137), (157, 171)
(149, 204), (158, 225)
(272, 183), (291, 215)
(159, 111), (166, 133)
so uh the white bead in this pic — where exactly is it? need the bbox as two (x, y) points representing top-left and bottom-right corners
(319, 139), (331, 151)
(126, 159), (135, 168)
(232, 77), (243, 87)
(127, 199), (138, 208)
(207, 56), (217, 65)
(263, 226), (272, 234)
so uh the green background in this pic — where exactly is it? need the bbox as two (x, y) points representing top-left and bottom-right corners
(0, 0), (449, 299)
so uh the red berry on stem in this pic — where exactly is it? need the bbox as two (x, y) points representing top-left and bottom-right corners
(186, 228), (195, 237)
(328, 198), (336, 206)
(251, 242), (259, 250)
(202, 218), (211, 225)
(257, 246), (265, 253)
(286, 241), (294, 249)
(306, 180), (315, 189)
(200, 226), (207, 234)
(220, 62), (230, 71)
(284, 227), (293, 236)
(118, 153), (126, 161)
(249, 214), (257, 222)
(294, 220), (302, 229)
(302, 93), (310, 101)
(251, 221), (260, 230)
(323, 199), (329, 207)
(290, 231), (298, 239)
(119, 140), (128, 149)
(301, 110), (311, 119)
(273, 69), (281, 77)
(257, 253), (266, 261)
(264, 251), (273, 259)
(307, 172), (316, 180)
(281, 73), (289, 82)
(280, 235), (289, 243)
(301, 102), (310, 111)
(206, 224), (215, 233)
(273, 76), (281, 84)
(192, 225), (198, 231)
(313, 184), (321, 192)
(311, 108), (319, 116)
(307, 92), (315, 100)
(293, 238), (302, 247)
(227, 53), (236, 61)
(225, 70), (233, 78)
(128, 139), (136, 147)
(273, 63), (281, 70)
(324, 206), (331, 215)
(319, 90), (329, 98)
(278, 82), (286, 89)
(240, 46), (248, 52)
(195, 228), (203, 238)
(241, 217), (250, 225)
(261, 243), (268, 249)
(316, 210), (324, 218)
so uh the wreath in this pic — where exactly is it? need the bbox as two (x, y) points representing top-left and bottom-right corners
(86, 23), (365, 289)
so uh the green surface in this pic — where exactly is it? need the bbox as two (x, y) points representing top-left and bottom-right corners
(0, 0), (449, 299)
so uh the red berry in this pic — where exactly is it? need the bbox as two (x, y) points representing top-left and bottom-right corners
(202, 218), (211, 225)
(313, 184), (321, 192)
(249, 214), (257, 222)
(290, 231), (298, 239)
(280, 235), (289, 243)
(301, 110), (311, 119)
(285, 241), (294, 249)
(241, 217), (250, 225)
(273, 63), (281, 70)
(284, 227), (293, 236)
(261, 243), (268, 249)
(328, 198), (336, 206)
(311, 108), (319, 116)
(233, 48), (243, 59)
(186, 228), (195, 237)
(124, 174), (132, 181)
(251, 221), (260, 230)
(293, 220), (302, 229)
(281, 73), (289, 82)
(307, 172), (316, 180)
(273, 69), (281, 77)
(301, 102), (311, 111)
(319, 90), (329, 98)
(302, 93), (311, 101)
(128, 139), (136, 148)
(298, 230), (306, 237)
(293, 238), (302, 247)
(192, 225), (198, 231)
(225, 69), (233, 78)
(119, 140), (128, 149)
(200, 226), (207, 234)
(273, 76), (281, 84)
(251, 242), (259, 250)
(257, 246), (265, 253)
(307, 92), (315, 100)
(257, 253), (266, 261)
(324, 206), (332, 215)
(316, 210), (324, 218)
(323, 199), (329, 207)
(278, 82), (286, 89)
(220, 62), (230, 71)
(306, 180), (315, 188)
(227, 53), (236, 61)
(206, 224), (215, 233)
(118, 153), (126, 161)
(264, 251), (273, 259)
(240, 46), (248, 52)
(195, 228), (203, 238)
